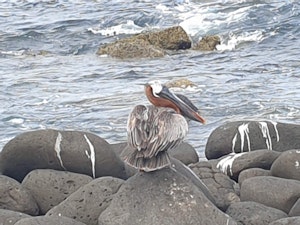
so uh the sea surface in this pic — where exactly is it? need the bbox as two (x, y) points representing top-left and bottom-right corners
(1, 0), (299, 158)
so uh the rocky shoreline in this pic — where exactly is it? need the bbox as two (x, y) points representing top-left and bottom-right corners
(0, 120), (299, 225)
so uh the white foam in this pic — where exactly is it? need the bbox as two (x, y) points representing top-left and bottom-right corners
(84, 134), (96, 179)
(54, 132), (66, 170)
(217, 152), (246, 176)
(88, 20), (145, 36)
(217, 30), (265, 51)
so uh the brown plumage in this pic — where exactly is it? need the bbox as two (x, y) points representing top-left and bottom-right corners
(123, 80), (205, 172)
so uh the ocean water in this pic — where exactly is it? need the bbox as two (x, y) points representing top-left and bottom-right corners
(1, 0), (299, 158)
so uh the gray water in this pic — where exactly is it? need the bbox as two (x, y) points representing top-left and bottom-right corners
(1, 0), (300, 158)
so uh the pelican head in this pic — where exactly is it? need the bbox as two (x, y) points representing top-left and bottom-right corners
(145, 80), (205, 124)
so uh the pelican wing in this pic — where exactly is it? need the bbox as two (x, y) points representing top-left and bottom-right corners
(127, 105), (188, 158)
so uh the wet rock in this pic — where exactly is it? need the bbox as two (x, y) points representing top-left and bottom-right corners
(0, 175), (39, 215)
(98, 167), (237, 225)
(238, 168), (270, 185)
(0, 209), (31, 225)
(216, 150), (279, 180)
(47, 177), (124, 225)
(271, 149), (300, 181)
(205, 121), (300, 159)
(165, 78), (197, 89)
(192, 35), (220, 51)
(142, 26), (191, 50)
(190, 161), (240, 211)
(240, 176), (300, 213)
(97, 38), (165, 58)
(269, 217), (300, 225)
(97, 26), (191, 58)
(289, 198), (300, 216)
(14, 215), (87, 225)
(22, 169), (93, 214)
(226, 201), (287, 225)
(0, 129), (126, 182)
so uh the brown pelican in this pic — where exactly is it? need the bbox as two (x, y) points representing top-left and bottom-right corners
(123, 80), (205, 172)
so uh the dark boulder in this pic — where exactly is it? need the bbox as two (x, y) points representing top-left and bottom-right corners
(205, 121), (300, 159)
(238, 168), (270, 185)
(14, 215), (87, 225)
(0, 175), (39, 215)
(47, 177), (124, 225)
(269, 217), (300, 225)
(271, 149), (300, 181)
(0, 129), (126, 182)
(97, 26), (191, 58)
(240, 176), (300, 213)
(0, 209), (31, 225)
(190, 161), (240, 211)
(22, 169), (93, 214)
(216, 150), (279, 180)
(226, 201), (287, 225)
(98, 167), (237, 225)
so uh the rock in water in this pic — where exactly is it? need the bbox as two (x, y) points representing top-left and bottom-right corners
(98, 168), (237, 225)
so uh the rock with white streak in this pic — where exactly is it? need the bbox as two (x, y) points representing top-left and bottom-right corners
(189, 161), (240, 211)
(22, 169), (93, 214)
(205, 121), (300, 159)
(271, 149), (300, 181)
(0, 129), (127, 182)
(216, 150), (279, 180)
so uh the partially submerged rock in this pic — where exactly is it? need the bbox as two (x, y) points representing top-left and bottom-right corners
(165, 78), (197, 89)
(192, 35), (221, 51)
(97, 26), (219, 58)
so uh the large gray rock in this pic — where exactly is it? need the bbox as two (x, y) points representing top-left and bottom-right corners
(269, 217), (300, 225)
(271, 149), (300, 181)
(15, 215), (87, 225)
(238, 168), (270, 185)
(98, 168), (237, 225)
(47, 177), (124, 225)
(205, 121), (300, 159)
(241, 176), (300, 213)
(289, 198), (300, 216)
(226, 201), (287, 225)
(0, 175), (39, 215)
(216, 150), (279, 180)
(190, 161), (240, 211)
(0, 129), (126, 182)
(22, 169), (93, 214)
(0, 209), (31, 225)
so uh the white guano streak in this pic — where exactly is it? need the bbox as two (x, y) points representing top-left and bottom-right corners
(54, 132), (66, 170)
(232, 123), (250, 152)
(217, 152), (246, 176)
(84, 134), (96, 178)
(258, 122), (273, 150)
(270, 121), (280, 142)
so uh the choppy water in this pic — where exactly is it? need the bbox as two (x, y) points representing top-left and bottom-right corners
(1, 0), (300, 158)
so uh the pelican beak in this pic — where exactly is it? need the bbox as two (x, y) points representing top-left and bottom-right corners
(158, 86), (206, 124)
